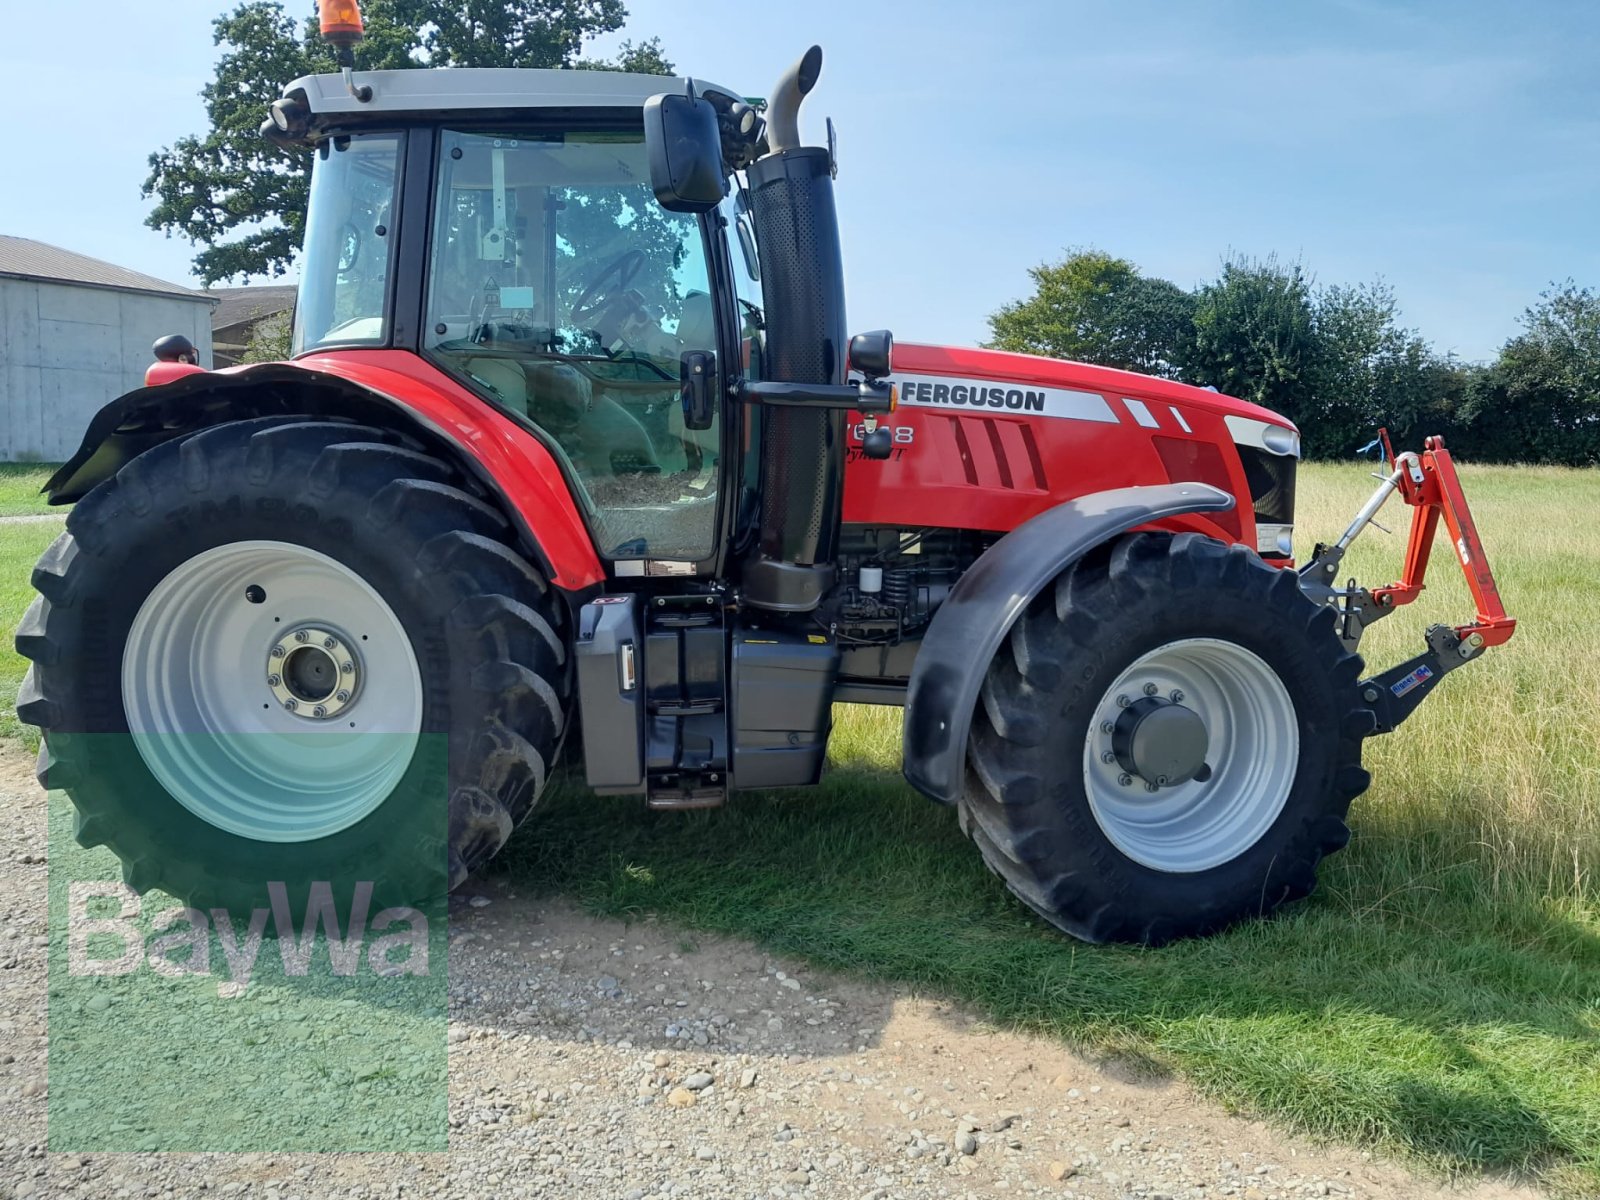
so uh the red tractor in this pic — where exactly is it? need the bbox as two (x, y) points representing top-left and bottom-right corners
(17, 23), (1514, 943)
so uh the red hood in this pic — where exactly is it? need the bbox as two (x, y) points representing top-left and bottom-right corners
(893, 342), (1297, 433)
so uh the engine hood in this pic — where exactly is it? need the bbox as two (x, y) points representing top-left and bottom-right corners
(891, 342), (1297, 434)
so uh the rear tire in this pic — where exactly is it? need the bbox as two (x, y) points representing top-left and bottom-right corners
(961, 532), (1372, 944)
(16, 418), (570, 914)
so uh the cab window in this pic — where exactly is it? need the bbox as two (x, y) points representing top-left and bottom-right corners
(424, 129), (720, 563)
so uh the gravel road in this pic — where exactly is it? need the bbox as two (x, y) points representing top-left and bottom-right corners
(0, 745), (1541, 1200)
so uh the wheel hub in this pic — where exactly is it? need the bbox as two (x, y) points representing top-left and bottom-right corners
(266, 626), (359, 719)
(122, 540), (423, 843)
(1082, 638), (1299, 874)
(1111, 696), (1209, 787)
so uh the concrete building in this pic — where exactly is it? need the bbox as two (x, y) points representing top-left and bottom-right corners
(0, 236), (215, 462)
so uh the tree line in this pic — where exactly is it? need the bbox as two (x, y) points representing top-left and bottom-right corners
(988, 251), (1600, 464)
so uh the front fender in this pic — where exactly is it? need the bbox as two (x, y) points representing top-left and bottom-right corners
(901, 482), (1235, 804)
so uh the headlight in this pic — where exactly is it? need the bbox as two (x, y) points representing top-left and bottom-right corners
(1225, 415), (1300, 459)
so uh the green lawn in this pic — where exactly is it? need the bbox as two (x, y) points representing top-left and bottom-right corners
(0, 463), (63, 517)
(1, 461), (1595, 1192)
(0, 520), (66, 743)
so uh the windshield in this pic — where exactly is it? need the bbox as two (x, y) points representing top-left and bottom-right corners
(425, 128), (721, 563)
(294, 132), (401, 354)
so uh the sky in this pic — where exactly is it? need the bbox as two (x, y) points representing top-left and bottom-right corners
(6, 0), (1597, 363)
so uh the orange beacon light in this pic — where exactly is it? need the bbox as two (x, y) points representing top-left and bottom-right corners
(319, 0), (365, 47)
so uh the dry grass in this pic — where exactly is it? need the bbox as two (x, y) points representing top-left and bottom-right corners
(1295, 462), (1599, 914)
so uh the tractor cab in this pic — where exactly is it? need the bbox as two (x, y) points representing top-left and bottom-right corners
(281, 69), (761, 570)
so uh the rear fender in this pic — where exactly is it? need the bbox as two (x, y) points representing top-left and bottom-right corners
(901, 482), (1236, 804)
(45, 360), (604, 590)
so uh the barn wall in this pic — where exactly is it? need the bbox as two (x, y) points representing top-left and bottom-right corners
(0, 279), (214, 462)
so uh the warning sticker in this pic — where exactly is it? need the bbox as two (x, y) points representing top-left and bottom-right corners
(1390, 663), (1435, 698)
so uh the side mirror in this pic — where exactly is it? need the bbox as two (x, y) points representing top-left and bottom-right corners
(848, 330), (893, 378)
(645, 90), (729, 214)
(152, 334), (197, 364)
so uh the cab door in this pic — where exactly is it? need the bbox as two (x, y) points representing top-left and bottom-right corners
(422, 127), (726, 572)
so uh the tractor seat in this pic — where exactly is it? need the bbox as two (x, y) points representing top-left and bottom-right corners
(462, 356), (530, 416)
(676, 290), (715, 351)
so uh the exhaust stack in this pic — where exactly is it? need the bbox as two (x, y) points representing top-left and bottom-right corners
(742, 46), (847, 612)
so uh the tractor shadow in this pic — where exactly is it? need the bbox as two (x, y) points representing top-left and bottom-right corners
(494, 746), (1600, 1187)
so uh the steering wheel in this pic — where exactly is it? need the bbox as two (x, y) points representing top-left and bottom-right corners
(335, 222), (360, 271)
(570, 249), (647, 327)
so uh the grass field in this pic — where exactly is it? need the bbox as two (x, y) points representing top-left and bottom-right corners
(0, 463), (62, 517)
(2, 462), (1596, 1192)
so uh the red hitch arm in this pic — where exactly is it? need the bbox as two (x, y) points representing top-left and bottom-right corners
(1367, 435), (1516, 649)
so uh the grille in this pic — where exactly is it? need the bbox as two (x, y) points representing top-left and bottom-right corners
(1237, 445), (1297, 525)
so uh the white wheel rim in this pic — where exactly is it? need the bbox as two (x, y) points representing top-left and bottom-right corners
(122, 541), (424, 843)
(1082, 637), (1298, 873)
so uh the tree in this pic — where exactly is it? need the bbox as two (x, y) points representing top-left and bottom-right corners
(145, 1), (671, 284)
(1472, 282), (1600, 465)
(987, 250), (1195, 378)
(241, 310), (294, 362)
(1308, 281), (1451, 457)
(1185, 254), (1320, 432)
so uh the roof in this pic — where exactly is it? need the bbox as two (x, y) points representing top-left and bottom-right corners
(207, 285), (297, 332)
(0, 235), (211, 302)
(284, 67), (742, 121)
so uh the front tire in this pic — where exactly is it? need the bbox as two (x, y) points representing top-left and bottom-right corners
(16, 418), (570, 914)
(961, 532), (1372, 944)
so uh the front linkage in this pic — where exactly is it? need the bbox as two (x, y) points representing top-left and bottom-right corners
(1298, 433), (1517, 735)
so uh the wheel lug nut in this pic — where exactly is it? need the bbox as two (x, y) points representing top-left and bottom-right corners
(1101, 751), (1117, 764)
(323, 637), (337, 650)
(1155, 775), (1169, 786)
(283, 699), (298, 711)
(270, 645), (286, 659)
(1100, 720), (1115, 734)
(1169, 689), (1184, 703)
(294, 630), (309, 643)
(341, 661), (355, 674)
(312, 704), (327, 718)
(267, 674), (281, 687)
(1117, 773), (1133, 787)
(1116, 694), (1130, 708)
(1142, 682), (1159, 696)
(335, 690), (351, 703)
(1145, 782), (1159, 793)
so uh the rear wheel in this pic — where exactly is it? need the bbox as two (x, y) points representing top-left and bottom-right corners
(16, 418), (570, 914)
(961, 532), (1372, 944)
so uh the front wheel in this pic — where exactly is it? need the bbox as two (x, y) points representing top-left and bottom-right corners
(961, 532), (1372, 944)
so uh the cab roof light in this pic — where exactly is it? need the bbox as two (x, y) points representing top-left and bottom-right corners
(318, 0), (373, 100)
(319, 0), (365, 47)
